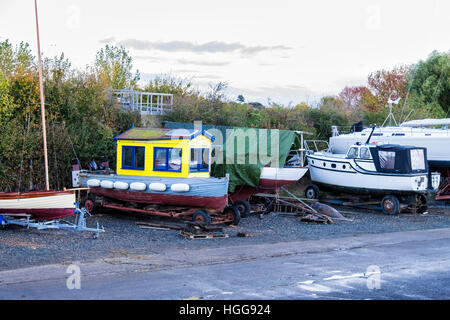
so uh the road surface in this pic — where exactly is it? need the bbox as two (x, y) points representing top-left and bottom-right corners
(1, 228), (450, 299)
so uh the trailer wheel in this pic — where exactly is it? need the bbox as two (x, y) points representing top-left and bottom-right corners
(223, 206), (241, 226)
(192, 210), (211, 225)
(305, 184), (320, 200)
(381, 195), (400, 215)
(83, 195), (97, 213)
(233, 200), (251, 218)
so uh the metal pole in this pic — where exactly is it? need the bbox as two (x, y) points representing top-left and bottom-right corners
(34, 0), (50, 191)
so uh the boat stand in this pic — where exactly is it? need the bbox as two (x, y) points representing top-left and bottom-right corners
(0, 207), (105, 239)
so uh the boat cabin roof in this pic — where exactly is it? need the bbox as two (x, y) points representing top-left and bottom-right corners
(114, 127), (215, 141)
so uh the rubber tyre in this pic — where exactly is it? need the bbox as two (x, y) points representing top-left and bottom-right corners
(305, 184), (320, 200)
(381, 195), (400, 215)
(233, 200), (251, 218)
(223, 206), (241, 226)
(192, 210), (211, 225)
(83, 195), (97, 213)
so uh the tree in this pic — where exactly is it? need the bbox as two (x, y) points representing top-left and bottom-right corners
(408, 51), (450, 116)
(95, 45), (139, 89)
(237, 94), (245, 103)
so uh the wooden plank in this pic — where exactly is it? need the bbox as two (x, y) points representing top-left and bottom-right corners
(180, 231), (228, 239)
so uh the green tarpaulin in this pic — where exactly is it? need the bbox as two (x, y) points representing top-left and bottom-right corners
(162, 121), (296, 192)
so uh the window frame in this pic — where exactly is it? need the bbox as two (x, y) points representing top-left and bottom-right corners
(121, 146), (145, 170)
(153, 147), (183, 172)
(189, 148), (210, 172)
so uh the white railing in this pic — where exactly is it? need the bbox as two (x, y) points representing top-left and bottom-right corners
(113, 89), (174, 115)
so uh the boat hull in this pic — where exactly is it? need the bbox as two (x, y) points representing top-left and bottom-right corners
(88, 188), (228, 211)
(0, 191), (76, 220)
(77, 172), (229, 211)
(259, 167), (309, 189)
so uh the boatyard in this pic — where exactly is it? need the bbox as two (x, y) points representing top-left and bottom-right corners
(1, 0), (450, 303)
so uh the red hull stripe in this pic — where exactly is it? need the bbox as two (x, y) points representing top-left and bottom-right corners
(0, 208), (75, 221)
(258, 178), (297, 188)
(90, 189), (228, 211)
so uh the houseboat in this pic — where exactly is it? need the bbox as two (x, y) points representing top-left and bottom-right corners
(72, 127), (239, 225)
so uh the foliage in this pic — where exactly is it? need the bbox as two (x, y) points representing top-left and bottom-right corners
(94, 45), (140, 90)
(408, 51), (450, 116)
(1, 38), (448, 192)
(0, 41), (140, 191)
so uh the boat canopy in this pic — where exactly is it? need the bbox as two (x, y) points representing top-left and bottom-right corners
(369, 144), (429, 174)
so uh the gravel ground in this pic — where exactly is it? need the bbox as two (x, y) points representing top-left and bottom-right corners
(1, 202), (450, 271)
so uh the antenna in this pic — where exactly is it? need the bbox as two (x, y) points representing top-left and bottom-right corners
(381, 94), (400, 127)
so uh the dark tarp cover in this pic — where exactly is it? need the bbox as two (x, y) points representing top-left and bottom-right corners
(162, 121), (297, 191)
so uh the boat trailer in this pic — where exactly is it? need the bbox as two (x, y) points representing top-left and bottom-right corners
(0, 206), (105, 238)
(83, 194), (240, 226)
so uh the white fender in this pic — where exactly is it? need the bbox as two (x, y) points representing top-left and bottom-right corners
(87, 179), (100, 187)
(113, 181), (129, 190)
(130, 182), (147, 191)
(170, 183), (190, 192)
(100, 180), (114, 189)
(149, 182), (166, 192)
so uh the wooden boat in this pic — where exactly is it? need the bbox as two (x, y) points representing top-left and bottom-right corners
(0, 191), (76, 220)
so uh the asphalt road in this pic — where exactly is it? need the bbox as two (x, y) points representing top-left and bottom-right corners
(1, 228), (450, 299)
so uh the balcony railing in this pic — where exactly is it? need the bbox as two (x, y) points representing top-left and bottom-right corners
(113, 89), (173, 115)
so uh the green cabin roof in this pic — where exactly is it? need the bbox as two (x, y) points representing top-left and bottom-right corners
(114, 127), (215, 141)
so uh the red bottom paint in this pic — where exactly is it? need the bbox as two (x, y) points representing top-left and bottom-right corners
(0, 208), (76, 221)
(89, 188), (228, 211)
(258, 178), (297, 189)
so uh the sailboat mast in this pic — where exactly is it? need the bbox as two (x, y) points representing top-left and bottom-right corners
(34, 0), (50, 191)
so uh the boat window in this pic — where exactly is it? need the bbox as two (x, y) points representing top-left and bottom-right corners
(122, 146), (145, 170)
(190, 148), (209, 172)
(360, 147), (371, 159)
(153, 147), (182, 172)
(410, 149), (426, 171)
(379, 151), (395, 169)
(347, 147), (358, 159)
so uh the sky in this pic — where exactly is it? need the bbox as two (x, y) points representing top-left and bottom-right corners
(0, 0), (449, 105)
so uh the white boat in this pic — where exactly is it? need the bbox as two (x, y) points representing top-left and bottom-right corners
(329, 118), (450, 170)
(0, 191), (76, 221)
(305, 142), (441, 214)
(259, 166), (309, 188)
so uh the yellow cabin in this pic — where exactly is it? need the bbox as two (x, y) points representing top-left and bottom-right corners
(114, 127), (214, 178)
